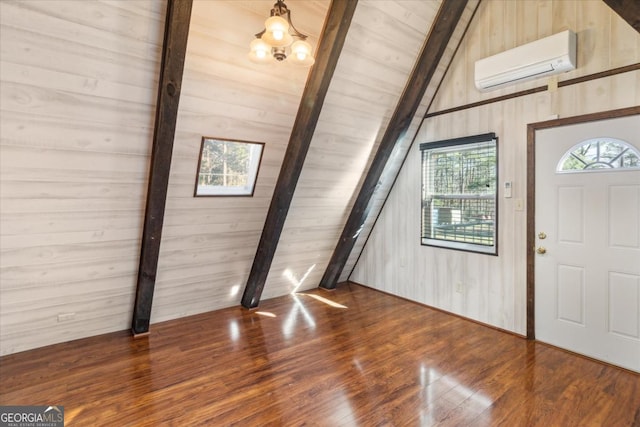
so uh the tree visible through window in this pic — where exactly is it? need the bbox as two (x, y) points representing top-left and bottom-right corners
(194, 137), (264, 196)
(557, 137), (640, 172)
(420, 133), (498, 255)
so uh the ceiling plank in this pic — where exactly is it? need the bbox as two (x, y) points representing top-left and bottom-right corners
(603, 0), (640, 33)
(319, 0), (470, 290)
(132, 0), (193, 335)
(241, 0), (359, 309)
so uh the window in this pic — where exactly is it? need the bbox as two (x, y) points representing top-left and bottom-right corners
(420, 133), (498, 255)
(194, 137), (264, 196)
(557, 137), (640, 173)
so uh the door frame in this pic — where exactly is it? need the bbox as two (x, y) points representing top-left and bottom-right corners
(525, 105), (640, 339)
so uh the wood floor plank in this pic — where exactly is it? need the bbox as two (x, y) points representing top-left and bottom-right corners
(1, 283), (639, 426)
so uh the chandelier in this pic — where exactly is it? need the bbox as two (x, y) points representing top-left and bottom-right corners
(248, 0), (315, 67)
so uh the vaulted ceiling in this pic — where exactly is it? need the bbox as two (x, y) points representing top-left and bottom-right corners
(1, 0), (637, 355)
(133, 0), (639, 332)
(131, 0), (482, 332)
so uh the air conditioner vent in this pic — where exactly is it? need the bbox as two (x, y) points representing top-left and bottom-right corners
(475, 30), (576, 91)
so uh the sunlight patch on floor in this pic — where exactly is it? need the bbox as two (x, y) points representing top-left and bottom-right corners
(300, 293), (348, 309)
(283, 293), (317, 338)
(255, 311), (277, 318)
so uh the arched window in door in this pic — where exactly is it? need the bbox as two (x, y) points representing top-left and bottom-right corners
(557, 137), (640, 173)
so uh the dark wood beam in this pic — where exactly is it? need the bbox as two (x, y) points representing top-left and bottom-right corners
(132, 0), (193, 335)
(319, 0), (470, 290)
(240, 0), (359, 309)
(603, 0), (640, 33)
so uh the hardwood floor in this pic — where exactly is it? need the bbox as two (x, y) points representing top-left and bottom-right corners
(1, 283), (638, 426)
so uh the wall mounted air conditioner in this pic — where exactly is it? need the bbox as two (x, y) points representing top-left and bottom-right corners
(475, 30), (576, 91)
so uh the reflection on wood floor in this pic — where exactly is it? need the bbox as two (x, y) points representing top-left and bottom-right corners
(1, 283), (638, 426)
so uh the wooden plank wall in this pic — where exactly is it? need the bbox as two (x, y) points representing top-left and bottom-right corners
(150, 0), (328, 323)
(260, 1), (443, 299)
(150, 1), (466, 321)
(0, 0), (167, 355)
(6, 0), (631, 356)
(339, 0), (480, 283)
(350, 0), (640, 335)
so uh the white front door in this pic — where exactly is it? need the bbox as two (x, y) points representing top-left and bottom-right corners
(535, 114), (640, 372)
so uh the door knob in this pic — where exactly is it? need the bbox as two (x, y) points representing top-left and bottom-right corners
(536, 247), (547, 254)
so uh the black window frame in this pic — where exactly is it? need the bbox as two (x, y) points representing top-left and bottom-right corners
(420, 133), (498, 255)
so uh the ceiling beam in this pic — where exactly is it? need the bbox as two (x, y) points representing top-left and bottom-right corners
(603, 0), (640, 33)
(319, 0), (470, 290)
(132, 0), (193, 335)
(241, 0), (359, 309)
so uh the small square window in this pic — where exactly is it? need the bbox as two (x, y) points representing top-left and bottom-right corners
(194, 137), (264, 197)
(420, 133), (498, 255)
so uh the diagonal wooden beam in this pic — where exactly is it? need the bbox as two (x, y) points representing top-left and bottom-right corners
(132, 0), (193, 335)
(241, 0), (359, 309)
(603, 0), (640, 33)
(319, 0), (470, 290)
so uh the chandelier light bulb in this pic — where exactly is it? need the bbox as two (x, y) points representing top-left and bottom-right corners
(248, 38), (273, 63)
(262, 16), (292, 47)
(265, 16), (288, 34)
(289, 40), (315, 67)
